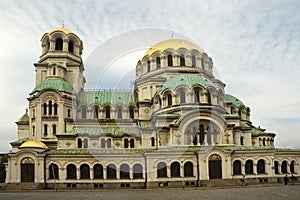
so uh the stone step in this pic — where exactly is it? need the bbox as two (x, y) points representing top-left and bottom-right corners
(2, 183), (39, 190)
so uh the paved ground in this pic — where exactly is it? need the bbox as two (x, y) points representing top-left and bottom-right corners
(0, 185), (299, 200)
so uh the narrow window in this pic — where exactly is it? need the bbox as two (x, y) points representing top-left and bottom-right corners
(52, 124), (56, 135)
(167, 94), (172, 106)
(124, 138), (129, 148)
(130, 138), (135, 148)
(180, 91), (186, 103)
(107, 138), (112, 148)
(117, 108), (122, 119)
(68, 41), (74, 53)
(44, 124), (48, 136)
(200, 125), (204, 145)
(93, 164), (103, 179)
(157, 162), (167, 178)
(245, 160), (253, 174)
(233, 160), (242, 175)
(78, 138), (82, 148)
(133, 164), (143, 179)
(82, 107), (86, 119)
(107, 164), (116, 179)
(105, 107), (110, 119)
(184, 162), (193, 177)
(147, 61), (151, 72)
(54, 103), (58, 115)
(129, 107), (134, 119)
(66, 164), (77, 179)
(80, 164), (90, 179)
(53, 67), (56, 75)
(192, 55), (196, 67)
(67, 109), (71, 117)
(170, 162), (180, 177)
(194, 90), (200, 103)
(156, 57), (161, 69)
(290, 161), (295, 174)
(94, 107), (99, 119)
(100, 138), (105, 148)
(120, 164), (130, 179)
(83, 138), (88, 148)
(274, 161), (279, 174)
(167, 55), (173, 66)
(32, 125), (35, 137)
(180, 54), (185, 66)
(257, 159), (265, 174)
(48, 101), (52, 115)
(151, 137), (155, 147)
(55, 38), (63, 50)
(240, 136), (244, 145)
(201, 58), (204, 68)
(207, 91), (211, 104)
(281, 161), (288, 174)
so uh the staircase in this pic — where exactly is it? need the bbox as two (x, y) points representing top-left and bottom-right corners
(1, 183), (39, 190)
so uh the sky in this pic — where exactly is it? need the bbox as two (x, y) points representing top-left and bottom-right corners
(0, 0), (299, 153)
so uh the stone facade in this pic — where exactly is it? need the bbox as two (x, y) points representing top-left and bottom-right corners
(5, 27), (300, 189)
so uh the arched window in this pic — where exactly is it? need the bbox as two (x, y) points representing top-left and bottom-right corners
(94, 107), (99, 119)
(240, 136), (244, 145)
(67, 109), (71, 117)
(257, 159), (265, 174)
(66, 164), (76, 179)
(53, 67), (56, 75)
(171, 162), (180, 177)
(100, 138), (105, 148)
(290, 161), (295, 174)
(274, 161), (279, 174)
(191, 55), (196, 67)
(207, 91), (211, 104)
(55, 38), (63, 50)
(117, 107), (122, 119)
(52, 124), (56, 135)
(83, 138), (88, 148)
(262, 138), (266, 146)
(133, 164), (143, 179)
(107, 164), (116, 179)
(54, 103), (58, 115)
(130, 138), (135, 148)
(48, 101), (52, 115)
(124, 138), (129, 148)
(167, 94), (172, 106)
(107, 138), (112, 148)
(184, 162), (193, 177)
(233, 160), (242, 175)
(180, 54), (185, 66)
(68, 41), (74, 53)
(238, 109), (242, 116)
(151, 137), (155, 147)
(78, 138), (82, 148)
(120, 164), (130, 179)
(180, 91), (186, 103)
(105, 107), (110, 119)
(156, 57), (161, 69)
(167, 55), (173, 66)
(281, 161), (288, 174)
(147, 61), (151, 72)
(80, 164), (90, 179)
(49, 163), (59, 179)
(245, 160), (253, 174)
(129, 107), (134, 119)
(194, 90), (200, 103)
(200, 125), (205, 145)
(32, 125), (35, 137)
(81, 107), (86, 119)
(44, 124), (48, 136)
(93, 164), (103, 179)
(157, 162), (167, 178)
(159, 98), (162, 109)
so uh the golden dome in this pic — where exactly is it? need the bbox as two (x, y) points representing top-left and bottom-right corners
(49, 27), (72, 35)
(143, 39), (205, 58)
(20, 139), (48, 149)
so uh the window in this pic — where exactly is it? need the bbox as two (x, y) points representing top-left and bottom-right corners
(55, 38), (63, 50)
(201, 58), (204, 68)
(167, 94), (172, 106)
(194, 90), (200, 103)
(53, 67), (56, 75)
(100, 138), (105, 148)
(281, 161), (287, 174)
(32, 125), (35, 137)
(48, 101), (52, 115)
(274, 161), (279, 174)
(207, 91), (211, 104)
(107, 164), (116, 179)
(157, 162), (167, 178)
(290, 161), (295, 174)
(93, 164), (103, 179)
(120, 164), (130, 179)
(52, 124), (56, 135)
(180, 54), (185, 66)
(130, 138), (135, 148)
(68, 41), (74, 53)
(171, 162), (180, 177)
(133, 164), (143, 179)
(129, 107), (134, 119)
(240, 136), (244, 145)
(262, 138), (266, 146)
(44, 124), (48, 136)
(81, 107), (86, 119)
(184, 162), (193, 177)
(49, 163), (59, 179)
(67, 109), (71, 117)
(94, 107), (99, 119)
(167, 55), (173, 66)
(117, 108), (122, 119)
(156, 57), (161, 69)
(105, 107), (110, 119)
(233, 160), (242, 175)
(107, 138), (112, 148)
(78, 138), (82, 148)
(245, 160), (253, 174)
(80, 164), (90, 179)
(66, 164), (77, 179)
(124, 138), (129, 148)
(238, 109), (242, 116)
(54, 103), (58, 115)
(147, 61), (151, 72)
(200, 125), (205, 145)
(83, 138), (88, 148)
(180, 91), (186, 103)
(257, 159), (265, 174)
(191, 55), (196, 67)
(151, 137), (155, 147)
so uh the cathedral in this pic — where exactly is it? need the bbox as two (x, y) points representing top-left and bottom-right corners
(5, 27), (299, 189)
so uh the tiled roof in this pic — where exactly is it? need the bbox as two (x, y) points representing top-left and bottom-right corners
(225, 94), (245, 107)
(10, 138), (28, 146)
(31, 78), (74, 94)
(79, 91), (134, 106)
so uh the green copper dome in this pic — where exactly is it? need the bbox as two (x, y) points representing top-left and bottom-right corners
(225, 94), (245, 107)
(31, 78), (74, 94)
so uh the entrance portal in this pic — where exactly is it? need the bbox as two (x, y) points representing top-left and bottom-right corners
(21, 157), (35, 182)
(208, 154), (222, 179)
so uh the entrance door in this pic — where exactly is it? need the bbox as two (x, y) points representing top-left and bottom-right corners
(208, 154), (222, 179)
(21, 158), (35, 182)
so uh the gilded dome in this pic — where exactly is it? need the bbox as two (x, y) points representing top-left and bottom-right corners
(20, 139), (48, 149)
(49, 27), (72, 35)
(143, 39), (205, 58)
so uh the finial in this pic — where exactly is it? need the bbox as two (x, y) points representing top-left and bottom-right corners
(25, 108), (28, 115)
(62, 20), (64, 28)
(171, 31), (175, 39)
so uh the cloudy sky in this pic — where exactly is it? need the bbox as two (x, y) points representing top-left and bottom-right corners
(0, 0), (299, 152)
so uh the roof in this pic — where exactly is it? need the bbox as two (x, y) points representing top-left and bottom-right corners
(79, 91), (134, 106)
(143, 39), (205, 58)
(31, 78), (74, 94)
(49, 27), (72, 35)
(20, 139), (48, 149)
(157, 74), (217, 94)
(225, 94), (245, 107)
(18, 110), (29, 122)
(58, 127), (141, 137)
(10, 138), (28, 146)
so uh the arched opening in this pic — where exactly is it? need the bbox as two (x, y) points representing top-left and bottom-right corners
(80, 164), (90, 179)
(233, 160), (242, 175)
(184, 162), (193, 177)
(167, 55), (173, 66)
(120, 164), (130, 179)
(55, 38), (63, 50)
(54, 103), (58, 115)
(151, 137), (155, 147)
(245, 160), (254, 174)
(77, 138), (82, 148)
(52, 124), (56, 135)
(262, 138), (266, 146)
(93, 164), (103, 179)
(207, 91), (211, 104)
(281, 161), (288, 174)
(68, 41), (74, 53)
(290, 161), (295, 174)
(194, 90), (200, 103)
(257, 159), (265, 174)
(100, 138), (105, 148)
(81, 107), (86, 119)
(156, 57), (161, 69)
(171, 162), (180, 177)
(49, 163), (59, 179)
(129, 107), (134, 119)
(274, 161), (279, 174)
(107, 138), (112, 148)
(133, 164), (143, 179)
(53, 67), (56, 75)
(240, 136), (244, 145)
(94, 107), (99, 119)
(66, 164), (77, 179)
(105, 107), (111, 119)
(157, 162), (167, 178)
(124, 138), (129, 148)
(208, 154), (222, 179)
(180, 54), (185, 66)
(191, 55), (196, 67)
(43, 103), (47, 115)
(48, 100), (52, 115)
(83, 138), (88, 148)
(117, 107), (122, 119)
(44, 124), (48, 137)
(107, 164), (116, 179)
(167, 93), (172, 106)
(147, 61), (151, 72)
(21, 157), (34, 182)
(130, 138), (135, 148)
(180, 91), (186, 104)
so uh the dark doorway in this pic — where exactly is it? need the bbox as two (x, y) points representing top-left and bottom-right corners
(21, 158), (34, 182)
(208, 154), (222, 179)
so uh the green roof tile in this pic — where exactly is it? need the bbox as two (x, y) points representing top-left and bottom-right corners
(79, 91), (134, 106)
(31, 78), (74, 94)
(157, 74), (218, 94)
(225, 94), (245, 107)
(10, 138), (28, 146)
